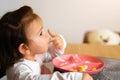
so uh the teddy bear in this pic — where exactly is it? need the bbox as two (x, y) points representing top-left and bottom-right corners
(83, 30), (120, 45)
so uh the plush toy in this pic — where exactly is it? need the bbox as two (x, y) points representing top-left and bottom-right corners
(84, 30), (120, 45)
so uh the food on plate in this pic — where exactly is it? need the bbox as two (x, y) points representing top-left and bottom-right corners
(92, 67), (96, 71)
(78, 65), (88, 72)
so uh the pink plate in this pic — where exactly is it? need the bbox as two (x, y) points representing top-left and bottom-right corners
(52, 54), (105, 74)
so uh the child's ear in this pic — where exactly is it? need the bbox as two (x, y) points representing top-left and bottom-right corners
(18, 43), (30, 55)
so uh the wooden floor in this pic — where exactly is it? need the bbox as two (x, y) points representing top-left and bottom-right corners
(64, 43), (120, 59)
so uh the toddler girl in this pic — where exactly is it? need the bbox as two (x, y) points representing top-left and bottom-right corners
(0, 6), (92, 80)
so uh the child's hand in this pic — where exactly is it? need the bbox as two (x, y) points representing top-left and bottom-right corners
(48, 29), (64, 50)
(82, 73), (93, 80)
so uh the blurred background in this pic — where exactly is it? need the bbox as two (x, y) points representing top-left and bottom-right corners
(0, 0), (120, 43)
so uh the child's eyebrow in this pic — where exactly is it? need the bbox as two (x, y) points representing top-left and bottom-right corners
(38, 26), (43, 33)
(41, 26), (43, 29)
(40, 26), (43, 31)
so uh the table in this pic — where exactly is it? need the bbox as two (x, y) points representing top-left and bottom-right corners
(64, 43), (120, 59)
(64, 43), (120, 80)
(92, 57), (120, 80)
(48, 57), (120, 80)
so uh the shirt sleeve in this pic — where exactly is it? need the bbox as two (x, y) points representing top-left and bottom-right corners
(51, 71), (83, 80)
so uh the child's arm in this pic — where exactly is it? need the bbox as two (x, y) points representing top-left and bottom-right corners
(7, 63), (93, 80)
(82, 73), (93, 80)
(42, 29), (67, 62)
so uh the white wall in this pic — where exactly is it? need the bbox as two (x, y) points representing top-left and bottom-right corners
(0, 0), (120, 43)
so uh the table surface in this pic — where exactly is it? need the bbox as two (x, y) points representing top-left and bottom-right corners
(92, 57), (120, 80)
(64, 43), (120, 59)
(64, 43), (120, 79)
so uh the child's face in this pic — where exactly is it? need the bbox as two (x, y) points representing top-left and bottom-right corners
(25, 18), (50, 55)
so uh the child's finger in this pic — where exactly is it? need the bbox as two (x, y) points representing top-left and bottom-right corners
(48, 29), (56, 37)
(50, 37), (58, 43)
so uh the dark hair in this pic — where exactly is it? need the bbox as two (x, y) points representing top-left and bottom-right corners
(0, 6), (40, 71)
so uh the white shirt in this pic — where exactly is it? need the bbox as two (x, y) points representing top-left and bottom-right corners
(6, 35), (83, 80)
